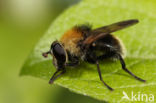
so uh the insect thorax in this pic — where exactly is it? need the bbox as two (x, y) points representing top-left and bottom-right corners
(60, 28), (84, 57)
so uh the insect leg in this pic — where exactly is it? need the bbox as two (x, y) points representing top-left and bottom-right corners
(65, 53), (79, 67)
(118, 54), (146, 82)
(65, 61), (79, 67)
(96, 61), (114, 91)
(65, 57), (79, 67)
(49, 69), (66, 84)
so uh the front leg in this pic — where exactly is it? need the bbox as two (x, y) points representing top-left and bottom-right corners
(65, 61), (79, 66)
(49, 69), (66, 84)
(65, 54), (79, 67)
(65, 58), (79, 66)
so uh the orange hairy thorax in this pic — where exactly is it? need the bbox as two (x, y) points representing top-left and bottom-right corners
(60, 28), (84, 56)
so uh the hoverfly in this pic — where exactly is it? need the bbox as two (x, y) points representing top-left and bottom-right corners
(42, 19), (146, 91)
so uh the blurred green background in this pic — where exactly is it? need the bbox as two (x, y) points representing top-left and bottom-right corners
(0, 0), (105, 103)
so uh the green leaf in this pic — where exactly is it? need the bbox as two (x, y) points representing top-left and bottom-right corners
(21, 0), (156, 102)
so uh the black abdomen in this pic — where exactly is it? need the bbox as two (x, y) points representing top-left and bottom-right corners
(92, 34), (124, 58)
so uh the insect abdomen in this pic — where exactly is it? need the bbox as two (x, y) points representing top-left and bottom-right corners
(94, 34), (126, 57)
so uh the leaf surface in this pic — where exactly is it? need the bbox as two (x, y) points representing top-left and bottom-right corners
(21, 0), (156, 102)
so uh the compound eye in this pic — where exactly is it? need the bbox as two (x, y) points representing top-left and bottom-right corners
(52, 43), (66, 63)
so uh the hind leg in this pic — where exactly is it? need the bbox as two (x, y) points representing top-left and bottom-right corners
(96, 46), (146, 82)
